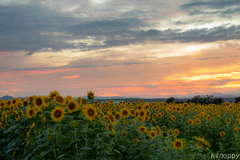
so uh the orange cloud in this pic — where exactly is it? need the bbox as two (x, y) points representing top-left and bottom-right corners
(0, 68), (82, 77)
(62, 74), (80, 79)
(212, 81), (240, 88)
(97, 93), (120, 97)
(0, 82), (19, 85)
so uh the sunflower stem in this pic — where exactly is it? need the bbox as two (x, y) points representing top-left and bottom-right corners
(75, 128), (79, 160)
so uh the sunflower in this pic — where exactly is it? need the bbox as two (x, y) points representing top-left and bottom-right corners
(87, 90), (95, 100)
(236, 119), (240, 124)
(210, 118), (214, 123)
(33, 96), (45, 110)
(146, 109), (151, 117)
(145, 116), (150, 121)
(129, 108), (135, 116)
(66, 99), (80, 113)
(84, 105), (98, 121)
(220, 131), (225, 137)
(109, 114), (116, 126)
(154, 113), (161, 120)
(115, 111), (122, 120)
(204, 141), (211, 147)
(120, 108), (129, 118)
(138, 125), (146, 133)
(234, 127), (239, 133)
(51, 106), (66, 122)
(172, 139), (184, 150)
(81, 99), (87, 105)
(196, 142), (202, 149)
(16, 101), (23, 110)
(170, 115), (176, 121)
(134, 110), (139, 119)
(139, 109), (146, 119)
(149, 130), (157, 139)
(133, 138), (139, 144)
(48, 90), (60, 99)
(137, 105), (143, 110)
(121, 131), (127, 136)
(196, 119), (201, 125)
(54, 95), (66, 105)
(26, 106), (35, 118)
(173, 129), (179, 136)
(226, 118), (231, 124)
(188, 119), (194, 126)
(65, 95), (74, 101)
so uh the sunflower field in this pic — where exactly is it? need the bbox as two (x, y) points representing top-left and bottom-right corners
(0, 90), (240, 160)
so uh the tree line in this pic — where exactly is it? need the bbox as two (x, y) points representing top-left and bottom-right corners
(166, 95), (240, 105)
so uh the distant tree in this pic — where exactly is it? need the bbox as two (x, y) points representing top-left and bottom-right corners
(167, 97), (176, 103)
(235, 97), (240, 104)
(190, 95), (224, 105)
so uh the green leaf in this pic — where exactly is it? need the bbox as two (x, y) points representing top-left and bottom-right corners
(57, 153), (66, 159)
(82, 146), (92, 150)
(113, 149), (121, 155)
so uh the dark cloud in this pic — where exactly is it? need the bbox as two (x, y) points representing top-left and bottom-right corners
(0, 1), (240, 54)
(0, 5), (76, 52)
(161, 63), (173, 65)
(174, 20), (214, 26)
(195, 57), (224, 60)
(137, 25), (240, 43)
(25, 51), (35, 56)
(180, 0), (240, 16)
(180, 0), (240, 10)
(229, 56), (239, 57)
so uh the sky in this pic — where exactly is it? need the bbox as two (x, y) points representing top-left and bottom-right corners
(0, 0), (240, 98)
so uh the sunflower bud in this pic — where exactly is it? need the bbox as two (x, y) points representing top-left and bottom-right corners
(70, 120), (77, 128)
(109, 131), (116, 137)
(47, 133), (54, 141)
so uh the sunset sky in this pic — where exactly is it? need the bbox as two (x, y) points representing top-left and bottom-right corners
(0, 0), (240, 98)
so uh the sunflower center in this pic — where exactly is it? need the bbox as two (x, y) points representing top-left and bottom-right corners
(36, 99), (42, 105)
(123, 110), (128, 115)
(109, 115), (114, 122)
(29, 110), (33, 116)
(57, 97), (63, 102)
(82, 100), (87, 105)
(176, 142), (181, 147)
(69, 103), (76, 110)
(115, 114), (120, 119)
(140, 128), (145, 132)
(87, 109), (94, 116)
(140, 111), (144, 117)
(54, 110), (62, 118)
(51, 94), (56, 99)
(151, 133), (155, 136)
